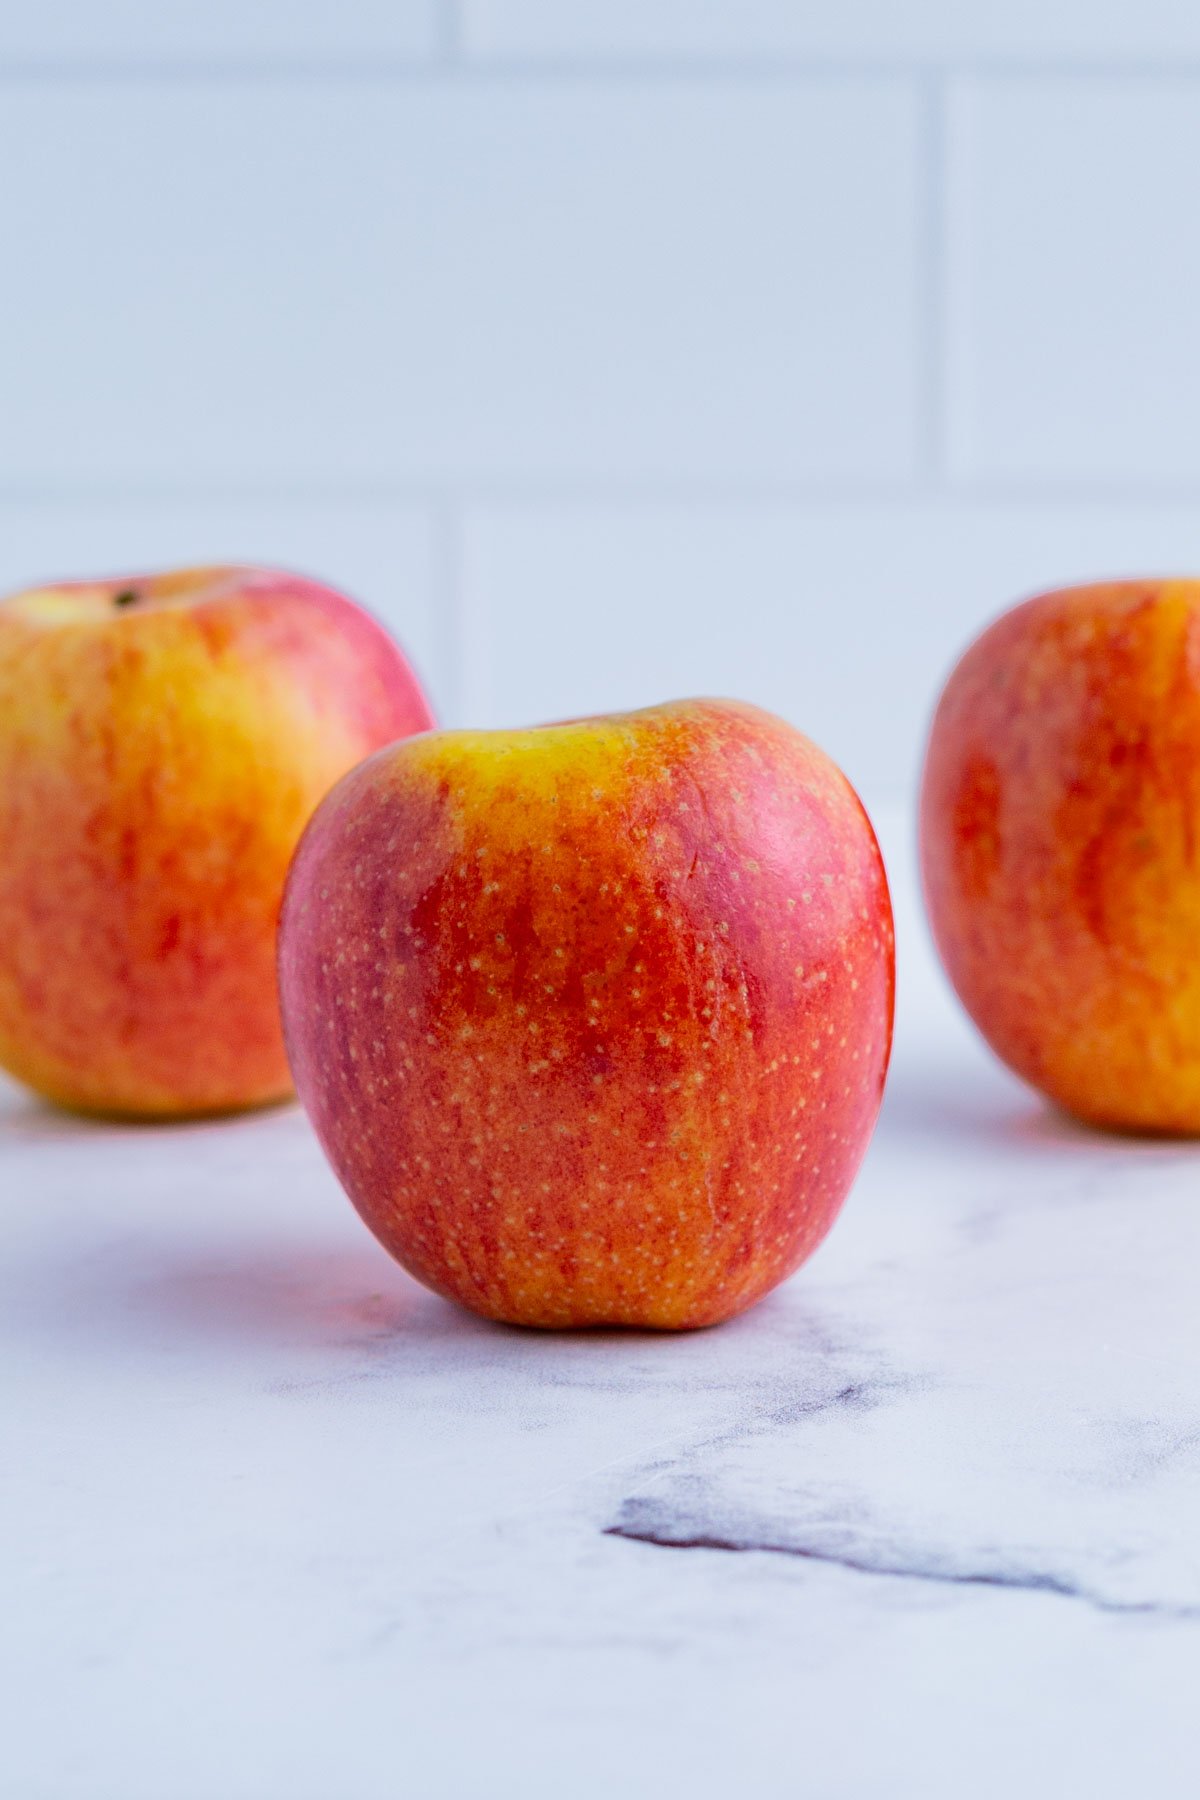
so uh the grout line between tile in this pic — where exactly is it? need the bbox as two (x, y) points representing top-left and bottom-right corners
(435, 0), (461, 66)
(9, 482), (1200, 510)
(918, 72), (948, 485)
(5, 57), (1200, 85)
(431, 500), (465, 726)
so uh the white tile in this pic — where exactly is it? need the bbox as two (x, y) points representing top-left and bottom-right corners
(462, 499), (1200, 808)
(0, 81), (920, 488)
(0, 2), (438, 62)
(464, 1), (1200, 61)
(947, 79), (1200, 484)
(0, 499), (445, 718)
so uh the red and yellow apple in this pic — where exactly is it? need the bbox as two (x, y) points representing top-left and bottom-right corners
(921, 578), (1200, 1132)
(279, 699), (894, 1329)
(0, 564), (433, 1117)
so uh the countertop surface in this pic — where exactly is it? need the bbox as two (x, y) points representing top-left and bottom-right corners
(5, 815), (1200, 1800)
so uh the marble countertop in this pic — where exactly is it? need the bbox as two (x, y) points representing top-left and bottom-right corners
(5, 813), (1200, 1800)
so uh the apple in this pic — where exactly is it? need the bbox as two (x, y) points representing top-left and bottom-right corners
(279, 699), (894, 1329)
(921, 577), (1200, 1132)
(0, 564), (433, 1117)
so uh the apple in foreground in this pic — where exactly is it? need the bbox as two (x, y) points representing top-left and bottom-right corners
(921, 578), (1200, 1132)
(0, 565), (433, 1117)
(279, 699), (894, 1329)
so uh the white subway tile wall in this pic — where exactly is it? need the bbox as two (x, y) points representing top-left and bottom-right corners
(0, 3), (440, 62)
(2, 3), (1199, 806)
(0, 82), (920, 488)
(947, 79), (1200, 484)
(462, 503), (1200, 803)
(463, 1), (1200, 62)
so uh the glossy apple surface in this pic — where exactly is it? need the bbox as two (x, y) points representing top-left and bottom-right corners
(921, 578), (1200, 1131)
(0, 565), (433, 1116)
(279, 699), (894, 1329)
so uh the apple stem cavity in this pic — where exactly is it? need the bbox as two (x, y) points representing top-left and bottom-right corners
(112, 588), (139, 608)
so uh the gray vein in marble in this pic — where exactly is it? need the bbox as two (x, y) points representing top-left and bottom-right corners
(602, 1343), (1200, 1621)
(605, 1499), (1200, 1619)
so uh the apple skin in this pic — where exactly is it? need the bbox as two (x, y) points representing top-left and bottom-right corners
(921, 578), (1200, 1133)
(279, 699), (894, 1329)
(0, 565), (433, 1117)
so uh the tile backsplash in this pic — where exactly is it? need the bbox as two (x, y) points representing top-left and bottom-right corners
(2, 2), (1195, 805)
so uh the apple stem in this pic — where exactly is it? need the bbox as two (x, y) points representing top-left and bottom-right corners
(112, 589), (139, 607)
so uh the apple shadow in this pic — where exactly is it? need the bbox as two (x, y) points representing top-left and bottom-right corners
(878, 1050), (1200, 1159)
(28, 1239), (696, 1370)
(0, 1079), (299, 1147)
(14, 1244), (469, 1381)
(126, 1245), (455, 1350)
(878, 1071), (1080, 1151)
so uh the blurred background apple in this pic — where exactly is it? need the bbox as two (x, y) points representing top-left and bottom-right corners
(921, 579), (1200, 1132)
(0, 565), (432, 1115)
